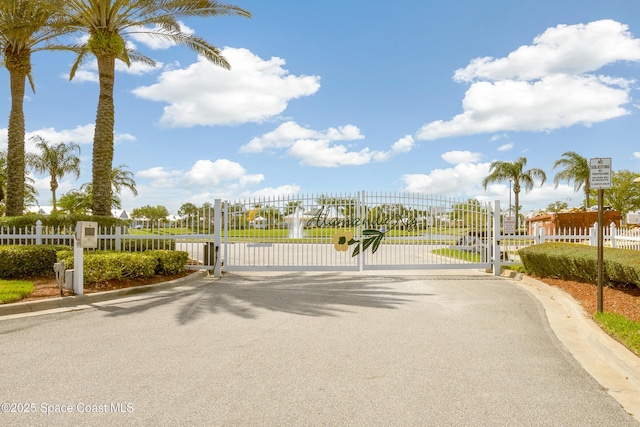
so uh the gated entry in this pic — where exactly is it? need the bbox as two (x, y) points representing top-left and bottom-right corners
(221, 192), (494, 272)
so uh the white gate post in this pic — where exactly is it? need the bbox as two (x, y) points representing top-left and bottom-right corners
(492, 200), (501, 276)
(358, 190), (364, 272)
(213, 199), (222, 278)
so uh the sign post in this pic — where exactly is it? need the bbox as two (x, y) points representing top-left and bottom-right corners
(589, 158), (612, 313)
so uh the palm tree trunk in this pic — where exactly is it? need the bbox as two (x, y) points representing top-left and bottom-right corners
(514, 190), (520, 231)
(51, 179), (58, 211)
(584, 183), (591, 209)
(92, 54), (117, 216)
(5, 50), (30, 217)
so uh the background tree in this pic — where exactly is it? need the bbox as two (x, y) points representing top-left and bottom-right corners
(546, 200), (569, 213)
(552, 151), (591, 208)
(482, 157), (546, 230)
(178, 202), (198, 219)
(80, 164), (137, 211)
(131, 204), (170, 223)
(449, 199), (489, 228)
(27, 135), (81, 211)
(63, 0), (251, 216)
(0, 0), (69, 216)
(57, 189), (91, 214)
(588, 170), (640, 222)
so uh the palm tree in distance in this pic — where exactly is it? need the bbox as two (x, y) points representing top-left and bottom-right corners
(27, 135), (81, 211)
(81, 164), (138, 211)
(552, 151), (591, 209)
(482, 157), (547, 231)
(62, 0), (251, 216)
(0, 0), (70, 216)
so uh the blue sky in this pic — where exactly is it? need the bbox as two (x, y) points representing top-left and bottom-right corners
(3, 0), (640, 215)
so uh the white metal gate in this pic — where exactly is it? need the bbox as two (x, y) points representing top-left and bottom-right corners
(221, 191), (493, 272)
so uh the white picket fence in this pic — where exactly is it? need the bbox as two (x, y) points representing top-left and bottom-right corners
(497, 221), (640, 266)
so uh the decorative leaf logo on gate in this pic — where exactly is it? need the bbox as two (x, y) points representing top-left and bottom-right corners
(346, 229), (386, 257)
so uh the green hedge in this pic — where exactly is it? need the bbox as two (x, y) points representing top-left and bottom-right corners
(57, 249), (188, 283)
(0, 213), (127, 229)
(0, 245), (59, 278)
(518, 243), (640, 288)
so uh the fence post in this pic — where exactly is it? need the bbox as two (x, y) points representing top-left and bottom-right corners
(539, 227), (546, 244)
(609, 222), (616, 249)
(114, 226), (122, 251)
(590, 223), (598, 246)
(533, 222), (540, 244)
(35, 220), (43, 245)
(213, 199), (222, 278)
(492, 200), (501, 276)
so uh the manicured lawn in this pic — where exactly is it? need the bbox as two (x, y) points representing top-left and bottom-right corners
(594, 312), (640, 356)
(0, 280), (34, 304)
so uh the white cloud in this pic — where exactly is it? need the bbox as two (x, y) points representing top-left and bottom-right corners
(132, 48), (321, 127)
(184, 159), (264, 186)
(137, 158), (264, 192)
(454, 20), (640, 82)
(0, 125), (135, 154)
(633, 152), (640, 159)
(242, 121), (414, 167)
(498, 143), (513, 152)
(417, 19), (640, 141)
(418, 75), (630, 139)
(131, 160), (300, 212)
(401, 162), (492, 195)
(441, 150), (482, 164)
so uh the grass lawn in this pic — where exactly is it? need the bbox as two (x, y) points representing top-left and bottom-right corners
(594, 312), (640, 356)
(0, 280), (34, 304)
(432, 248), (483, 262)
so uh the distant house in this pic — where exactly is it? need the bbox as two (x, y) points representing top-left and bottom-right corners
(26, 206), (54, 215)
(112, 209), (129, 220)
(249, 216), (268, 229)
(526, 209), (621, 235)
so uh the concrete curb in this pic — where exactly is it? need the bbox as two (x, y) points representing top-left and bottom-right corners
(0, 270), (209, 317)
(504, 272), (640, 422)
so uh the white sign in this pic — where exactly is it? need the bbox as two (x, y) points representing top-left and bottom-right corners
(503, 217), (516, 234)
(589, 158), (612, 189)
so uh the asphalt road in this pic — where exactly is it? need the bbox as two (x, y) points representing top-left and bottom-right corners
(0, 270), (638, 426)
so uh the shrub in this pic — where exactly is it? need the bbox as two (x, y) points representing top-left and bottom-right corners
(146, 250), (189, 275)
(57, 249), (187, 283)
(0, 245), (58, 278)
(518, 243), (640, 288)
(58, 251), (157, 283)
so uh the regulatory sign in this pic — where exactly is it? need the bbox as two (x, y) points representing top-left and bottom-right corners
(589, 158), (612, 189)
(503, 217), (515, 234)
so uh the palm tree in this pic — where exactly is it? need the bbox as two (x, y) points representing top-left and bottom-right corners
(0, 150), (38, 214)
(63, 0), (251, 216)
(0, 0), (70, 216)
(552, 151), (591, 208)
(482, 157), (547, 230)
(80, 164), (138, 211)
(27, 135), (81, 211)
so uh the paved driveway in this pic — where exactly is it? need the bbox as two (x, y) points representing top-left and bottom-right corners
(0, 270), (638, 426)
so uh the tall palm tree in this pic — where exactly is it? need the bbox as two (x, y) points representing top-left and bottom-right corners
(0, 150), (38, 214)
(63, 0), (251, 216)
(0, 0), (69, 216)
(27, 135), (81, 211)
(81, 164), (138, 210)
(482, 157), (547, 230)
(552, 151), (591, 208)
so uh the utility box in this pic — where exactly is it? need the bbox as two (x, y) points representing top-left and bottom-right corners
(75, 221), (98, 249)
